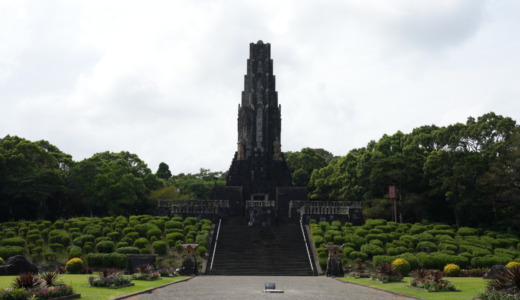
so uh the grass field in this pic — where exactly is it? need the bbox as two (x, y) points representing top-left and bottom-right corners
(339, 276), (488, 300)
(0, 274), (189, 300)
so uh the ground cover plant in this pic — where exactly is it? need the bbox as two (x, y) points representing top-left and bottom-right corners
(0, 272), (76, 300)
(0, 215), (212, 272)
(0, 274), (188, 300)
(309, 218), (520, 272)
(340, 276), (486, 300)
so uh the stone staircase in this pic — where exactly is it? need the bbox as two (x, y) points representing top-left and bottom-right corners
(207, 219), (316, 276)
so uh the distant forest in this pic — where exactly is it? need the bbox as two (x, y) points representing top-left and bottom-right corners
(1, 112), (519, 232)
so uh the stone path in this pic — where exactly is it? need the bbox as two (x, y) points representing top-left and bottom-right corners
(130, 276), (418, 300)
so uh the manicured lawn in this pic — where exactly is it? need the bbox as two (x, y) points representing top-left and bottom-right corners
(339, 276), (488, 300)
(0, 274), (189, 300)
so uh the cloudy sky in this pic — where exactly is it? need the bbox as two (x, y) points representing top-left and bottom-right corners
(1, 0), (519, 174)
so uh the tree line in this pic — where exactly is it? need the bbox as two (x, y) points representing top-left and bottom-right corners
(289, 112), (519, 231)
(0, 136), (224, 221)
(1, 112), (519, 231)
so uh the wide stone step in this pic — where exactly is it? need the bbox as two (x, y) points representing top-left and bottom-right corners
(207, 222), (315, 276)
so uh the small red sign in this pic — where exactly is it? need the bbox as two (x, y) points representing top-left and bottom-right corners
(389, 186), (396, 199)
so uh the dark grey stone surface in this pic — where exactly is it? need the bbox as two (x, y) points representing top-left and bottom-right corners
(0, 255), (38, 275)
(132, 276), (415, 300)
(483, 264), (508, 279)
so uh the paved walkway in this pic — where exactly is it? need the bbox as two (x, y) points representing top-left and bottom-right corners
(131, 276), (418, 300)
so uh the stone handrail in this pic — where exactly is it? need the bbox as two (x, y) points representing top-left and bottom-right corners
(245, 200), (275, 208)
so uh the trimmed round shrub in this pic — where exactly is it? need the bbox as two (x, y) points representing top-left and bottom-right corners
(84, 226), (102, 237)
(73, 234), (95, 247)
(96, 241), (115, 253)
(333, 235), (346, 245)
(443, 263), (461, 277)
(123, 227), (136, 235)
(165, 221), (183, 230)
(66, 258), (84, 274)
(120, 237), (134, 245)
(134, 237), (149, 249)
(506, 261), (520, 269)
(147, 228), (162, 239)
(83, 244), (93, 254)
(140, 248), (152, 254)
(0, 237), (26, 247)
(348, 235), (366, 249)
(95, 236), (111, 243)
(360, 244), (384, 257)
(135, 223), (159, 237)
(116, 246), (140, 254)
(116, 242), (129, 249)
(48, 230), (71, 245)
(313, 235), (324, 248)
(369, 239), (384, 247)
(67, 245), (82, 259)
(49, 243), (64, 252)
(416, 241), (437, 253)
(197, 246), (207, 257)
(457, 227), (479, 236)
(341, 247), (354, 257)
(125, 232), (140, 240)
(152, 241), (167, 255)
(183, 217), (198, 226)
(107, 232), (120, 241)
(349, 251), (368, 260)
(391, 258), (411, 276)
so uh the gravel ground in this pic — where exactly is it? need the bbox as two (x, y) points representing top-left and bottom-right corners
(130, 276), (418, 300)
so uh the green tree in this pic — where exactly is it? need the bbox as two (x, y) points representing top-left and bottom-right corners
(156, 162), (172, 179)
(0, 136), (72, 221)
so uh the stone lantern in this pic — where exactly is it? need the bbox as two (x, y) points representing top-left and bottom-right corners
(179, 244), (199, 276)
(324, 245), (344, 277)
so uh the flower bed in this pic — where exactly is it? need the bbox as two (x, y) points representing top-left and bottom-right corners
(0, 273), (78, 300)
(408, 269), (456, 292)
(88, 269), (133, 288)
(132, 264), (161, 281)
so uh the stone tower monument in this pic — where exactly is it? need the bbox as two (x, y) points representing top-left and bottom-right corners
(214, 41), (308, 224)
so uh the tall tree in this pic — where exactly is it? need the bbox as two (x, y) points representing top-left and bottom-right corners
(156, 162), (172, 179)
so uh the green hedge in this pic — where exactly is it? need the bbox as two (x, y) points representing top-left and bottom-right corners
(0, 246), (24, 259)
(86, 253), (127, 268)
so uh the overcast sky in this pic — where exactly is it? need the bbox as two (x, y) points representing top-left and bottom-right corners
(1, 0), (519, 174)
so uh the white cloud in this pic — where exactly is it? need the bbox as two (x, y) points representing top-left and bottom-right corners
(1, 0), (519, 173)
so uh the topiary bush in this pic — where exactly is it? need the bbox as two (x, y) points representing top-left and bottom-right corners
(152, 241), (167, 255)
(116, 246), (140, 254)
(0, 237), (26, 247)
(147, 228), (162, 239)
(443, 263), (461, 277)
(49, 243), (64, 252)
(67, 245), (82, 259)
(313, 235), (324, 248)
(66, 257), (84, 274)
(506, 261), (520, 269)
(391, 258), (411, 276)
(96, 241), (115, 253)
(0, 246), (24, 259)
(350, 251), (368, 260)
(197, 246), (207, 257)
(360, 244), (384, 257)
(134, 237), (149, 249)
